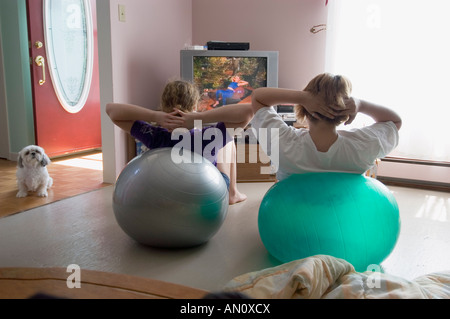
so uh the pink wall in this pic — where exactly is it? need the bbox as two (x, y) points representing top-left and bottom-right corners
(106, 0), (329, 109)
(99, 0), (193, 182)
(192, 0), (329, 89)
(109, 0), (192, 108)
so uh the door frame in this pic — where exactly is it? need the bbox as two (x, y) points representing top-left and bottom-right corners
(0, 30), (10, 159)
(0, 1), (35, 161)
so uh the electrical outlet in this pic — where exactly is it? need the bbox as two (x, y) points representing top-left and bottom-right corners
(118, 4), (126, 22)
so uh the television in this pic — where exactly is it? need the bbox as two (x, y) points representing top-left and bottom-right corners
(180, 50), (278, 112)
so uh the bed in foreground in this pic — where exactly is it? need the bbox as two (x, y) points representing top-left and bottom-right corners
(224, 255), (450, 299)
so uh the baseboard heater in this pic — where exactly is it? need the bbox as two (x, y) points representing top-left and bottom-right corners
(377, 158), (450, 192)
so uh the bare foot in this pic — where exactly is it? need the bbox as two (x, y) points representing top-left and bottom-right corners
(229, 191), (247, 205)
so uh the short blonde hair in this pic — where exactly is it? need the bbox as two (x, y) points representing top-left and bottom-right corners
(160, 80), (200, 113)
(295, 73), (352, 125)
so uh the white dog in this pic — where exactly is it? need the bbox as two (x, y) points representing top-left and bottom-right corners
(16, 145), (53, 197)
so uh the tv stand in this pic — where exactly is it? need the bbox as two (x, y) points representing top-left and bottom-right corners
(236, 141), (276, 182)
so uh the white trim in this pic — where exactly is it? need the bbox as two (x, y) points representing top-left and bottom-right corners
(96, 0), (124, 184)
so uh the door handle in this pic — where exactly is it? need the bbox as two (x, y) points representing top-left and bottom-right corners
(35, 55), (46, 85)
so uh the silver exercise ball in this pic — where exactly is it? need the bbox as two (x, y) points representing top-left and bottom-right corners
(112, 147), (229, 248)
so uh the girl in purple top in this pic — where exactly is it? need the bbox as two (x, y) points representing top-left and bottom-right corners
(106, 80), (252, 204)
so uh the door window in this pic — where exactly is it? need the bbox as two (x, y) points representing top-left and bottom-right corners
(44, 0), (93, 113)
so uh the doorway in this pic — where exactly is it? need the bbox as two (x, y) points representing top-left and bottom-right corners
(26, 0), (101, 158)
(0, 150), (109, 219)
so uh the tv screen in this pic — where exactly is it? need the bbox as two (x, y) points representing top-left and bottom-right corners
(180, 50), (278, 111)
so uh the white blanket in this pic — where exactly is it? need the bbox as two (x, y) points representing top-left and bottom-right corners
(224, 255), (450, 299)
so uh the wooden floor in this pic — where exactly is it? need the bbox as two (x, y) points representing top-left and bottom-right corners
(0, 267), (207, 299)
(0, 152), (111, 219)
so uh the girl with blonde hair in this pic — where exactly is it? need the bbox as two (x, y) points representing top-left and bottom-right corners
(106, 80), (252, 204)
(250, 73), (402, 181)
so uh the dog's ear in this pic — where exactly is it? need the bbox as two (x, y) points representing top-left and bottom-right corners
(40, 153), (51, 167)
(17, 153), (24, 168)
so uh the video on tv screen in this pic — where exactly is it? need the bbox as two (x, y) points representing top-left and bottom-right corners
(193, 56), (268, 111)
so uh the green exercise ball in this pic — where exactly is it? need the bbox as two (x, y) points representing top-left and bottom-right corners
(258, 173), (401, 272)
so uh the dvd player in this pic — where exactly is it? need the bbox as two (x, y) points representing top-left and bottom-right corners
(207, 41), (250, 51)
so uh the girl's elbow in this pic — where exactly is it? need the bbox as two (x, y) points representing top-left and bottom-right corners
(251, 88), (269, 111)
(106, 103), (122, 121)
(105, 103), (114, 116)
(242, 104), (255, 122)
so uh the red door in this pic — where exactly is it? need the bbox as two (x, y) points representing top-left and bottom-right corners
(26, 0), (101, 158)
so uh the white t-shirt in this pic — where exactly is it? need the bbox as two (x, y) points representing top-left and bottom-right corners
(250, 107), (399, 181)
